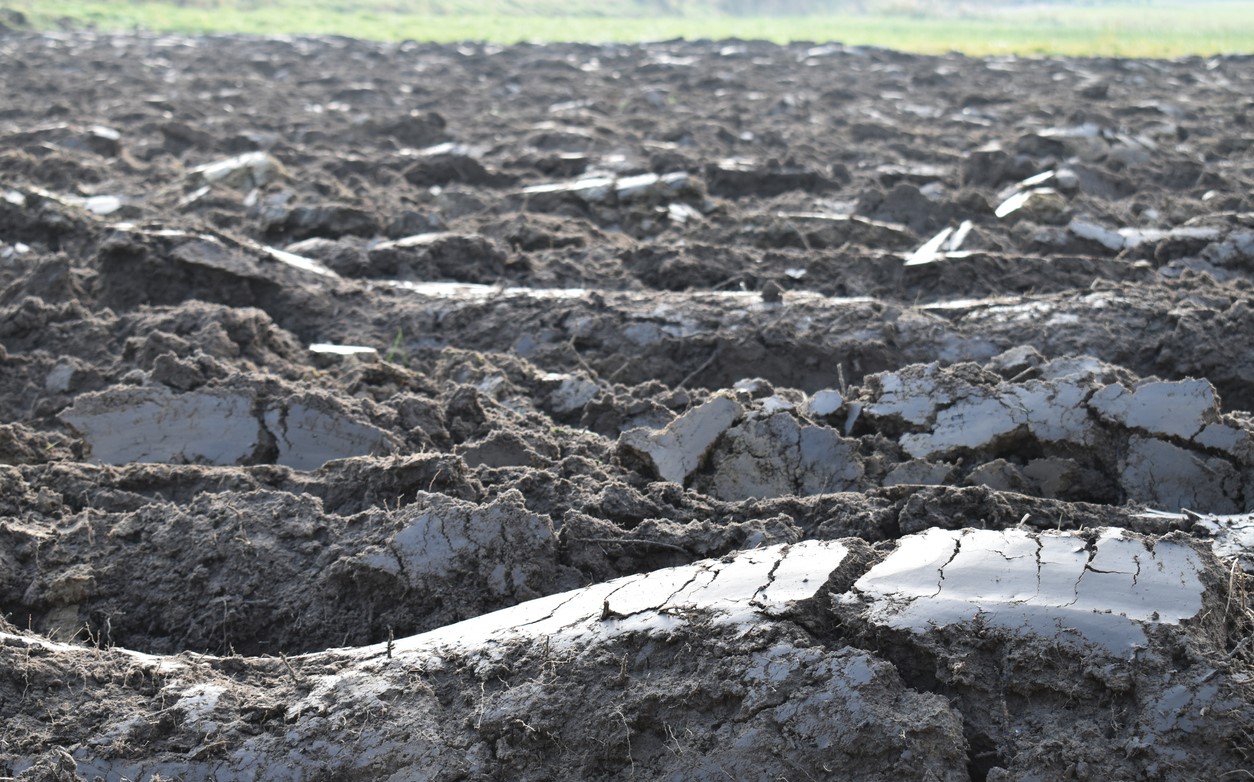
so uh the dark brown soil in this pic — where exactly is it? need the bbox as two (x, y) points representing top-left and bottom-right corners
(1, 31), (1253, 782)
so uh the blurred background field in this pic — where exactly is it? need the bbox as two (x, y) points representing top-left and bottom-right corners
(3, 0), (1253, 56)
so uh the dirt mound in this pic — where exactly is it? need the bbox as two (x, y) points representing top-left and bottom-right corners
(1, 31), (1252, 781)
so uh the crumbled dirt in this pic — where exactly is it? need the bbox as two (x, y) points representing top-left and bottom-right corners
(1, 31), (1253, 781)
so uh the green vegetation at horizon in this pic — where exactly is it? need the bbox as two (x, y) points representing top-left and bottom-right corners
(6, 0), (1253, 57)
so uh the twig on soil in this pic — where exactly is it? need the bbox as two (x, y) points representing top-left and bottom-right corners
(1008, 366), (1040, 383)
(567, 337), (600, 381)
(1223, 557), (1247, 624)
(428, 468), (446, 493)
(571, 537), (690, 555)
(709, 275), (746, 292)
(780, 216), (812, 252)
(607, 358), (632, 382)
(279, 653), (303, 685)
(676, 344), (721, 390)
(1223, 634), (1252, 661)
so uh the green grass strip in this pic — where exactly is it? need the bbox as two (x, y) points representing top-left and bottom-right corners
(7, 1), (1253, 57)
